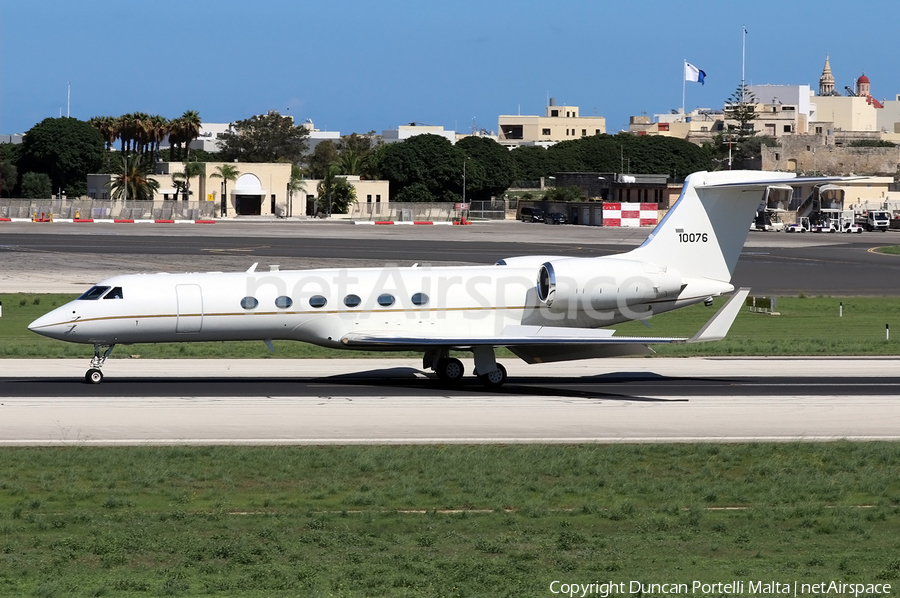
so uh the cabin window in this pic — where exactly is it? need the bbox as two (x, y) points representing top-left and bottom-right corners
(309, 295), (327, 308)
(344, 294), (361, 307)
(275, 296), (293, 309)
(240, 297), (258, 309)
(411, 292), (429, 306)
(103, 287), (124, 299)
(77, 286), (110, 300)
(377, 293), (395, 307)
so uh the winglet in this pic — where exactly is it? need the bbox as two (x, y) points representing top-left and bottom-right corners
(686, 288), (750, 343)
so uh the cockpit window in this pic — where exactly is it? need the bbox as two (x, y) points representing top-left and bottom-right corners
(103, 287), (124, 299)
(77, 286), (110, 300)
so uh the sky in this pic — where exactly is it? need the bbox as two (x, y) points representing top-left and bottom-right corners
(2, 0), (899, 137)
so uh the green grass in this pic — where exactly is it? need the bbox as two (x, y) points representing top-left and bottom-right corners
(617, 295), (900, 355)
(5, 293), (900, 358)
(875, 245), (900, 255)
(0, 443), (898, 596)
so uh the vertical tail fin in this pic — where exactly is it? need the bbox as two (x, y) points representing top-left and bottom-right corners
(626, 171), (798, 283)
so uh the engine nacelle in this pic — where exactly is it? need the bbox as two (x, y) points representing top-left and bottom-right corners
(536, 257), (683, 313)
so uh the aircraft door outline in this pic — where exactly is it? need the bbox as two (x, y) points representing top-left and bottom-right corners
(176, 284), (203, 333)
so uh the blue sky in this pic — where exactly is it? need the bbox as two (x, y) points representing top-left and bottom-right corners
(2, 0), (897, 137)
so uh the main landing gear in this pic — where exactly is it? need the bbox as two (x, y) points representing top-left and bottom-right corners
(425, 347), (509, 389)
(85, 344), (115, 384)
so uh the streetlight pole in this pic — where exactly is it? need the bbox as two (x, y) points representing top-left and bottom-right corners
(462, 157), (467, 205)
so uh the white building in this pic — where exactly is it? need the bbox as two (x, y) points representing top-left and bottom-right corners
(382, 124), (456, 144)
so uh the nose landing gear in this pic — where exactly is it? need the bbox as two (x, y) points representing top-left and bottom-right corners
(85, 344), (115, 384)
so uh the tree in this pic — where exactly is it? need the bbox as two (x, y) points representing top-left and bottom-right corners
(107, 153), (159, 200)
(725, 84), (758, 143)
(0, 142), (19, 197)
(20, 172), (52, 199)
(288, 165), (306, 216)
(542, 133), (712, 177)
(157, 147), (218, 163)
(337, 133), (380, 178)
(167, 110), (202, 162)
(219, 111), (309, 163)
(0, 159), (16, 197)
(376, 134), (466, 202)
(317, 165), (356, 214)
(305, 139), (339, 178)
(210, 163), (240, 216)
(544, 186), (585, 202)
(19, 117), (105, 197)
(171, 161), (206, 201)
(455, 136), (514, 200)
(510, 145), (550, 181)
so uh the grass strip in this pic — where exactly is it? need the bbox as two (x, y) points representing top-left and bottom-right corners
(1, 443), (898, 597)
(4, 293), (900, 358)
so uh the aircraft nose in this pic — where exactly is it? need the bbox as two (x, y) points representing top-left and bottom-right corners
(28, 308), (70, 340)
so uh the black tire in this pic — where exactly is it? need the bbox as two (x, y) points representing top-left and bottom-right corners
(478, 364), (507, 389)
(436, 358), (464, 385)
(85, 368), (103, 384)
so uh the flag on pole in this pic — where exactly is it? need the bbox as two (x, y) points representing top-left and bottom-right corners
(685, 62), (706, 85)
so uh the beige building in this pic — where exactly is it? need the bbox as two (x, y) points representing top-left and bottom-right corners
(498, 99), (606, 147)
(88, 162), (389, 218)
(629, 109), (725, 144)
(810, 95), (878, 133)
(294, 176), (390, 217)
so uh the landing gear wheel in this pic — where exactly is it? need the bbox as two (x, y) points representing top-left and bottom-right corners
(85, 368), (103, 384)
(436, 358), (465, 385)
(478, 364), (507, 389)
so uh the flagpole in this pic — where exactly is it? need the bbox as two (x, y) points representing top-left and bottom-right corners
(682, 60), (686, 119)
(741, 25), (747, 101)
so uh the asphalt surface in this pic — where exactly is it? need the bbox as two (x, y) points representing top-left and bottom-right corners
(2, 358), (899, 444)
(2, 221), (900, 295)
(3, 221), (900, 444)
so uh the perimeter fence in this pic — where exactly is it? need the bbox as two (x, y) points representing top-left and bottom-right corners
(349, 200), (512, 221)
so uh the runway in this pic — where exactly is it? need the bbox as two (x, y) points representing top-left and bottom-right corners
(4, 222), (900, 445)
(2, 358), (899, 444)
(2, 221), (900, 295)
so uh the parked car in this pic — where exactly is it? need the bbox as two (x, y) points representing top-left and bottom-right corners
(520, 207), (545, 222)
(544, 212), (567, 225)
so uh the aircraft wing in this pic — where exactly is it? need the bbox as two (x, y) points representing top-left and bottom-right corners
(341, 289), (750, 349)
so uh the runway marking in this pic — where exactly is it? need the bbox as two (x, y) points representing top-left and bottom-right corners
(867, 246), (900, 256)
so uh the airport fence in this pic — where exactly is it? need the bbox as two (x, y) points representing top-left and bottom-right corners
(0, 198), (217, 220)
(349, 200), (511, 221)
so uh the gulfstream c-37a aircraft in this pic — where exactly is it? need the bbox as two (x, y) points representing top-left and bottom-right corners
(29, 170), (832, 386)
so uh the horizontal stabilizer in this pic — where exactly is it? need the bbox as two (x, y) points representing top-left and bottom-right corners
(687, 287), (750, 343)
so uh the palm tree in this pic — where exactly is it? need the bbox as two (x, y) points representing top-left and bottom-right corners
(149, 115), (169, 162)
(338, 150), (367, 176)
(107, 153), (159, 201)
(210, 163), (240, 217)
(179, 110), (202, 162)
(89, 116), (118, 152)
(172, 161), (205, 202)
(287, 164), (306, 217)
(317, 164), (356, 215)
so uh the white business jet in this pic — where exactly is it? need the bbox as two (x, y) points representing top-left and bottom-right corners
(29, 170), (827, 386)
